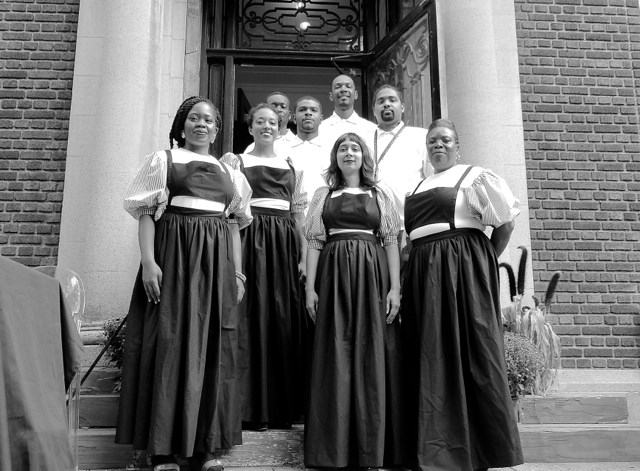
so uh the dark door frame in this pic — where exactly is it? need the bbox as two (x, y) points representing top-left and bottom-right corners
(201, 0), (439, 154)
(363, 0), (440, 120)
(204, 51), (365, 154)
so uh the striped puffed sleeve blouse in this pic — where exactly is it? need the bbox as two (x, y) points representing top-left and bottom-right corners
(286, 156), (308, 214)
(462, 168), (520, 227)
(123, 150), (253, 229)
(123, 151), (169, 221)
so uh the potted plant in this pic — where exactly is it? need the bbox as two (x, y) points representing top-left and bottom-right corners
(500, 247), (562, 415)
(101, 316), (127, 392)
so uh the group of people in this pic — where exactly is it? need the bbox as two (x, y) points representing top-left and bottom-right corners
(115, 74), (524, 471)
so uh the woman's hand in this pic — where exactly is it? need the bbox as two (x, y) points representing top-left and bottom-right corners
(236, 278), (245, 304)
(306, 289), (318, 324)
(141, 260), (162, 304)
(386, 288), (401, 324)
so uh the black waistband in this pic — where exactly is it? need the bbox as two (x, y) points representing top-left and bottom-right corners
(412, 228), (482, 246)
(327, 232), (378, 244)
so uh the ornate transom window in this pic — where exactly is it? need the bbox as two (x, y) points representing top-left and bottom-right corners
(237, 0), (363, 52)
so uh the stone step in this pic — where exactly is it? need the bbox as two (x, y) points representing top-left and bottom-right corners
(556, 369), (640, 394)
(518, 424), (640, 463)
(78, 427), (304, 470)
(78, 464), (640, 471)
(81, 344), (115, 369)
(78, 424), (640, 470)
(80, 395), (119, 428)
(81, 367), (120, 395)
(79, 393), (633, 429)
(518, 395), (629, 424)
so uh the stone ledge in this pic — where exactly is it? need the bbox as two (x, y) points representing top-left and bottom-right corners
(519, 395), (629, 424)
(519, 424), (640, 463)
(78, 424), (640, 469)
(557, 369), (640, 394)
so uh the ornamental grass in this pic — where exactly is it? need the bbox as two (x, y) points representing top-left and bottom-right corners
(500, 246), (562, 397)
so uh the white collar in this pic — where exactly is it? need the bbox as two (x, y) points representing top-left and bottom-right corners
(377, 121), (405, 135)
(290, 134), (323, 147)
(278, 129), (296, 141)
(330, 110), (361, 124)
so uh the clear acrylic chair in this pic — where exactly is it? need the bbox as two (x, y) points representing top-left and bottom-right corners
(34, 265), (86, 471)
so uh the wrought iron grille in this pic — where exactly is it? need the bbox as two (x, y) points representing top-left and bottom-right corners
(237, 0), (363, 52)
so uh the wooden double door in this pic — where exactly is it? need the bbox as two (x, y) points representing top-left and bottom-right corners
(201, 1), (439, 156)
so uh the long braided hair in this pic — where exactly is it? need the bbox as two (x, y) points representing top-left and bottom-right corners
(169, 96), (219, 149)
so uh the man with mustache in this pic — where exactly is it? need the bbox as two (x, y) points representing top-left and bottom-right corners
(318, 74), (376, 152)
(371, 84), (430, 226)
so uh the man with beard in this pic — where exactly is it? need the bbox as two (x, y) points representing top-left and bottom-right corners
(372, 84), (430, 226)
(245, 91), (297, 155)
(287, 96), (328, 206)
(318, 74), (376, 152)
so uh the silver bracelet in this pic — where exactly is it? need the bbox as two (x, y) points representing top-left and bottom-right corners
(235, 271), (246, 283)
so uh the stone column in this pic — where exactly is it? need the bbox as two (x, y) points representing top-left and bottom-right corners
(60, 0), (189, 321)
(436, 0), (534, 301)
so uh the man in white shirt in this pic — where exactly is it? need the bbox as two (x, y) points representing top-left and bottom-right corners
(245, 91), (297, 155)
(287, 96), (328, 203)
(318, 74), (377, 152)
(372, 84), (431, 224)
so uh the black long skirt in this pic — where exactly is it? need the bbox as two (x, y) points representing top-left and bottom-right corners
(305, 235), (403, 468)
(237, 209), (306, 426)
(116, 211), (241, 457)
(401, 229), (523, 471)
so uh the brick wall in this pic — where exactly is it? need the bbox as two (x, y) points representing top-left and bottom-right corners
(515, 0), (640, 368)
(0, 0), (79, 266)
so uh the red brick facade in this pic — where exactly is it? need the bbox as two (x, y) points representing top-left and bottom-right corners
(515, 0), (640, 368)
(0, 0), (79, 266)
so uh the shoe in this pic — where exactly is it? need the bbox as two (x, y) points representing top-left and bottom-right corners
(270, 422), (291, 430)
(200, 459), (223, 471)
(153, 464), (180, 471)
(151, 454), (180, 471)
(257, 422), (268, 431)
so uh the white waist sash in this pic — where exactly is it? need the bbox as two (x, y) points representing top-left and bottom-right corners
(328, 228), (375, 236)
(170, 196), (226, 212)
(409, 220), (485, 241)
(250, 197), (291, 211)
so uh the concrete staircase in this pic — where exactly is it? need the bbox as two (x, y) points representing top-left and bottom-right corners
(78, 327), (640, 469)
(513, 370), (640, 463)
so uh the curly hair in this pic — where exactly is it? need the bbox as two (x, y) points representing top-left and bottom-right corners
(324, 132), (376, 191)
(169, 96), (219, 149)
(245, 102), (281, 129)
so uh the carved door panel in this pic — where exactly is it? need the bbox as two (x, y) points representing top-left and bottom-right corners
(365, 1), (440, 128)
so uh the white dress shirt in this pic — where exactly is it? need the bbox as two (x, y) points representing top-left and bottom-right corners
(318, 110), (377, 153)
(244, 129), (297, 156)
(373, 121), (431, 223)
(285, 135), (330, 209)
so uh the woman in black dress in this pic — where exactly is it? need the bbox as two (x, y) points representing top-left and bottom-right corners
(221, 103), (308, 430)
(116, 96), (252, 471)
(401, 118), (523, 471)
(304, 132), (404, 469)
